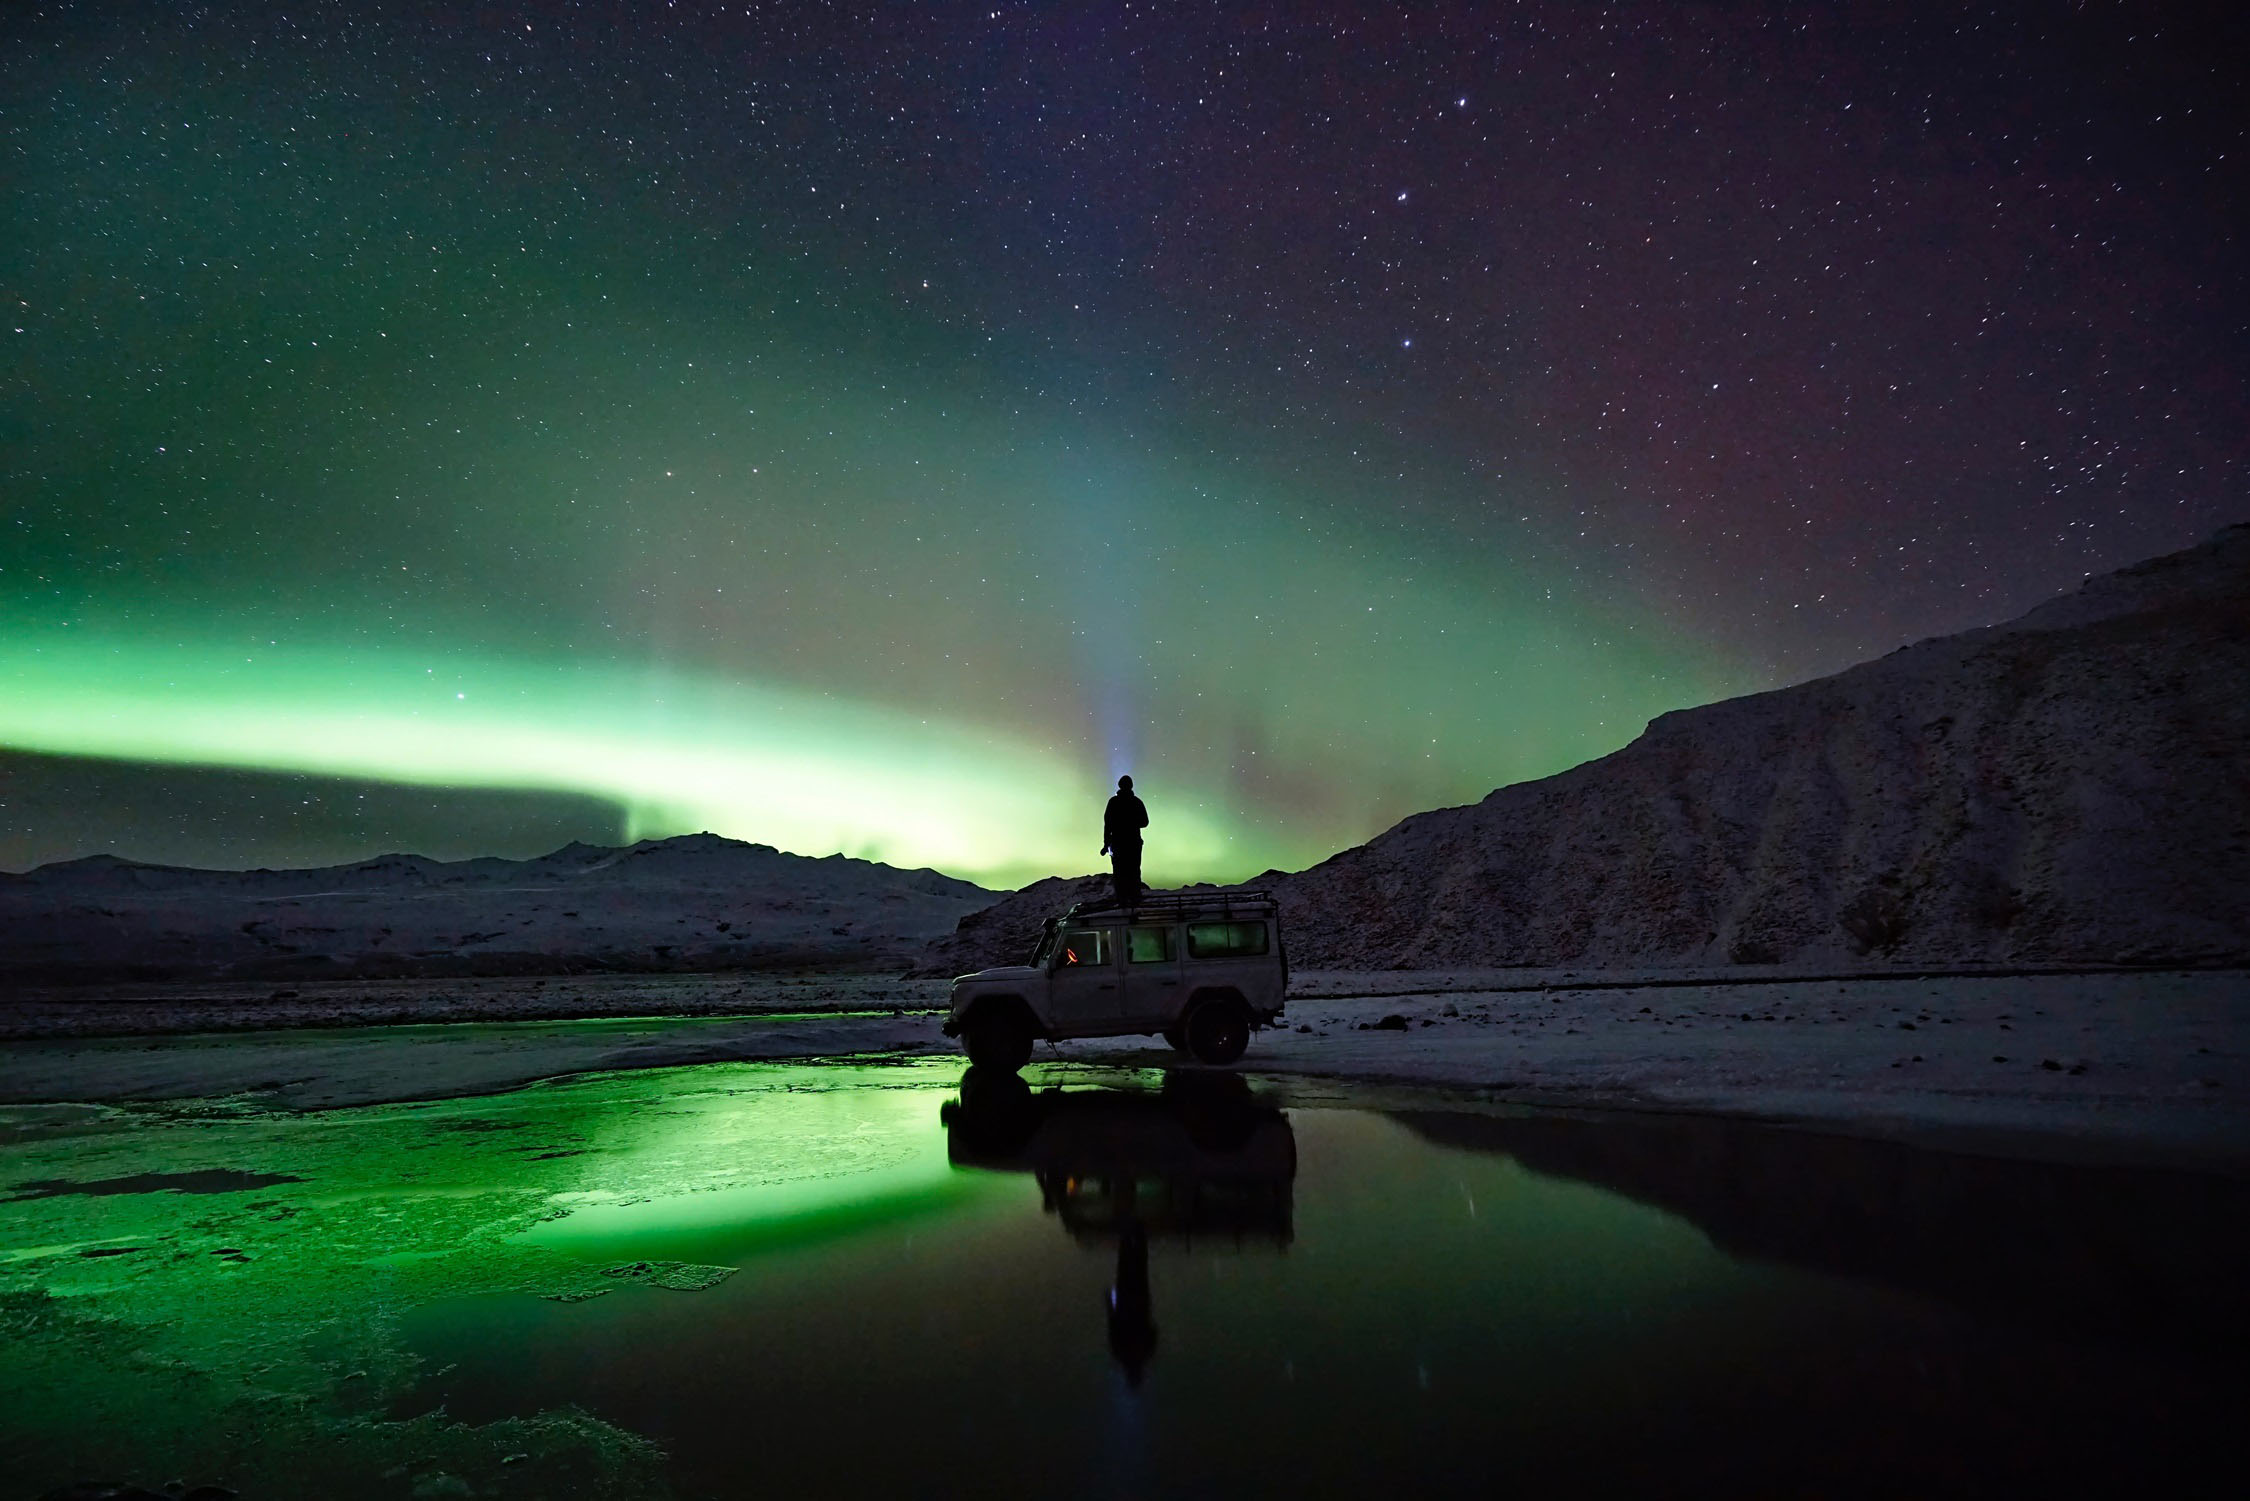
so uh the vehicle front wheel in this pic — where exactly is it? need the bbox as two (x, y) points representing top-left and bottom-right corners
(964, 1010), (1035, 1072)
(1185, 999), (1250, 1066)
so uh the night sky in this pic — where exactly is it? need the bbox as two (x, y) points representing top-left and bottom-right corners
(3, 2), (2242, 884)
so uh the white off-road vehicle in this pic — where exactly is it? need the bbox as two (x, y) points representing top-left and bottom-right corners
(943, 890), (1287, 1070)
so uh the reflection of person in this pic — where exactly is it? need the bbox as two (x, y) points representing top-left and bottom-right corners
(1107, 1221), (1158, 1385)
(1100, 775), (1149, 908)
(942, 1065), (1298, 1388)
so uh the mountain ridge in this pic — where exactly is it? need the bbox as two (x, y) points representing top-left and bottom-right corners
(1265, 523), (2250, 969)
(0, 832), (996, 982)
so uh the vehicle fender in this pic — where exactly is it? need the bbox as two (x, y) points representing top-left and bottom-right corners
(1184, 986), (1250, 1022)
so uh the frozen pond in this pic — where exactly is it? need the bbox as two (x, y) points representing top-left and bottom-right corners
(2, 1057), (2244, 1497)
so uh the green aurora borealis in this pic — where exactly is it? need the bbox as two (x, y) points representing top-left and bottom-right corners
(0, 7), (1743, 883)
(1, 370), (1730, 882)
(6, 4), (2237, 882)
(0, 233), (1741, 882)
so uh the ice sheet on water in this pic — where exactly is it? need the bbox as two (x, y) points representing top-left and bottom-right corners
(600, 1258), (738, 1291)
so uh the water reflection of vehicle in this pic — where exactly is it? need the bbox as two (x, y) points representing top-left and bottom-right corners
(942, 1068), (1297, 1383)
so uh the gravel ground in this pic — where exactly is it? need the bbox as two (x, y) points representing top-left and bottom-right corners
(0, 971), (932, 1038)
(1, 967), (2242, 1169)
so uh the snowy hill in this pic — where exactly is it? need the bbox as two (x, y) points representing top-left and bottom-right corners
(1268, 524), (2250, 969)
(0, 832), (996, 982)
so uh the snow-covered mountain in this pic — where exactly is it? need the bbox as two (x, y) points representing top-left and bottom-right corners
(1269, 524), (2250, 969)
(0, 832), (996, 982)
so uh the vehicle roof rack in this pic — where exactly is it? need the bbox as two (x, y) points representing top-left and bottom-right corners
(1060, 888), (1277, 922)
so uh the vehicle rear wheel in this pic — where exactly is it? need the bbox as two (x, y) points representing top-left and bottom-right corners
(964, 1010), (1034, 1072)
(1185, 999), (1250, 1066)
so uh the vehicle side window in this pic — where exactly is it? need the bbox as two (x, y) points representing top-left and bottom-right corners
(1057, 928), (1110, 967)
(1127, 925), (1174, 963)
(1186, 921), (1269, 959)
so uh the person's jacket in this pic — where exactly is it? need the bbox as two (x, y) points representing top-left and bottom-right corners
(1104, 793), (1149, 847)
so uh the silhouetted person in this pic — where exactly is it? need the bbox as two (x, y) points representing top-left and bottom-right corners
(1101, 774), (1148, 907)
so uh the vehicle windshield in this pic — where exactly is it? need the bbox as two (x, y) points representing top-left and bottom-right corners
(1030, 921), (1060, 966)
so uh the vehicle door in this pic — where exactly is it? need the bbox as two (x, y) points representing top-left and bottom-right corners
(1119, 922), (1184, 1026)
(1046, 925), (1123, 1032)
(1183, 918), (1277, 1010)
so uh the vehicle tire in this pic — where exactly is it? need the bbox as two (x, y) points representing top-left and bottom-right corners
(1185, 998), (1251, 1066)
(1161, 1023), (1188, 1053)
(1166, 1069), (1259, 1150)
(964, 1009), (1035, 1072)
(958, 1064), (1032, 1114)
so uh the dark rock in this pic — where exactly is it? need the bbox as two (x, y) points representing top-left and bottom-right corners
(910, 872), (1113, 976)
(1840, 886), (1910, 955)
(1372, 1014), (1410, 1031)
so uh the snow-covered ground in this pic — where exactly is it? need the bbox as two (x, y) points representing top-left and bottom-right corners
(1231, 967), (2249, 1168)
(2, 967), (2241, 1170)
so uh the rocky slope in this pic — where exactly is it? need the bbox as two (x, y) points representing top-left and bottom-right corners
(0, 833), (995, 983)
(912, 873), (1117, 977)
(1268, 524), (2250, 969)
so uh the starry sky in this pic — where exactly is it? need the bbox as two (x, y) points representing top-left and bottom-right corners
(2, 2), (2243, 883)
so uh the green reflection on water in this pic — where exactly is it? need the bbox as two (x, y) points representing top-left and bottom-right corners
(9, 1060), (2236, 1497)
(0, 1057), (977, 1498)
